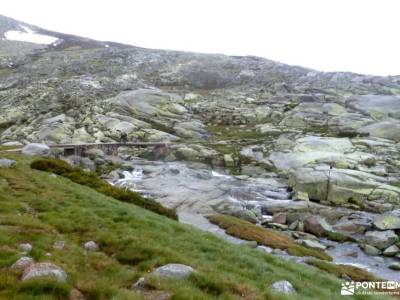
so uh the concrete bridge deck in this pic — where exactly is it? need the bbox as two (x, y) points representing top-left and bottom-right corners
(48, 142), (169, 148)
(48, 142), (170, 156)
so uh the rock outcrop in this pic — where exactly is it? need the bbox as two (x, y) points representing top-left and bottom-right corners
(0, 158), (16, 168)
(151, 263), (195, 279)
(21, 143), (51, 157)
(271, 280), (296, 294)
(21, 262), (68, 282)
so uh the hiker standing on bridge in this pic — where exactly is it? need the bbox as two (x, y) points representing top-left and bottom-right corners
(120, 131), (128, 144)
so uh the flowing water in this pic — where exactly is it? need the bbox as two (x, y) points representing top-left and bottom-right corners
(110, 158), (400, 281)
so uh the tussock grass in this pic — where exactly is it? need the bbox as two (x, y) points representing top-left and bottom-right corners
(208, 214), (332, 261)
(0, 145), (21, 151)
(0, 153), (389, 299)
(30, 158), (177, 220)
(306, 258), (378, 282)
(17, 277), (71, 299)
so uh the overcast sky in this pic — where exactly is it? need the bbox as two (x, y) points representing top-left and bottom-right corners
(2, 0), (400, 76)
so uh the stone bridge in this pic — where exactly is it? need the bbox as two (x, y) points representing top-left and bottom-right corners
(48, 142), (169, 158)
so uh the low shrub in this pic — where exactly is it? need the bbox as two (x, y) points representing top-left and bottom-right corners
(31, 158), (177, 220)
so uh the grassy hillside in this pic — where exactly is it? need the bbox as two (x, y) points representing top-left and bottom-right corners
(0, 153), (387, 300)
(30, 158), (177, 220)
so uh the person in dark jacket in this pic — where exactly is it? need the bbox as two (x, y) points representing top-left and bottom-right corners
(120, 131), (128, 143)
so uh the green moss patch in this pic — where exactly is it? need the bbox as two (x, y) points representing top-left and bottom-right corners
(208, 214), (332, 261)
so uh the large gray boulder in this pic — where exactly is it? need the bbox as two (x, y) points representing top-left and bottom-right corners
(269, 135), (400, 209)
(303, 216), (333, 237)
(358, 121), (400, 141)
(270, 136), (354, 171)
(71, 127), (95, 144)
(22, 143), (51, 157)
(11, 257), (34, 271)
(80, 157), (96, 172)
(84, 241), (99, 251)
(19, 243), (32, 253)
(85, 148), (105, 160)
(0, 158), (16, 168)
(173, 144), (218, 163)
(260, 199), (318, 215)
(109, 89), (186, 119)
(328, 113), (374, 133)
(288, 167), (400, 207)
(271, 280), (296, 294)
(299, 239), (327, 250)
(21, 262), (67, 282)
(364, 230), (398, 250)
(363, 244), (381, 256)
(151, 263), (194, 279)
(333, 219), (369, 234)
(383, 245), (400, 257)
(53, 241), (65, 250)
(374, 214), (400, 230)
(32, 114), (76, 144)
(346, 95), (400, 120)
(1, 141), (23, 146)
(173, 121), (208, 139)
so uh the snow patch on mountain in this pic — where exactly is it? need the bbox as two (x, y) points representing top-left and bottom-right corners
(3, 25), (58, 45)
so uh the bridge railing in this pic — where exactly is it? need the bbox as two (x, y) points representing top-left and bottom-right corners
(48, 142), (169, 157)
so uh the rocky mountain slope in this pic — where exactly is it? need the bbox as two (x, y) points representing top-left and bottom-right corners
(1, 15), (400, 281)
(1, 14), (400, 146)
(1, 14), (399, 206)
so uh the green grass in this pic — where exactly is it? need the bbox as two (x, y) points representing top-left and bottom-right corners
(0, 145), (21, 151)
(30, 158), (177, 220)
(17, 277), (71, 299)
(208, 215), (332, 261)
(0, 153), (389, 299)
